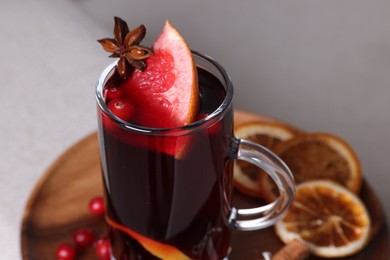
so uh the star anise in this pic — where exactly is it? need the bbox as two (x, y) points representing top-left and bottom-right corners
(98, 17), (153, 79)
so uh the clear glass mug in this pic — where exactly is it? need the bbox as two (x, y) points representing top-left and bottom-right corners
(96, 51), (295, 259)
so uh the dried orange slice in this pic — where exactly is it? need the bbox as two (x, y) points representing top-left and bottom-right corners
(274, 133), (362, 194)
(233, 121), (298, 200)
(275, 180), (371, 258)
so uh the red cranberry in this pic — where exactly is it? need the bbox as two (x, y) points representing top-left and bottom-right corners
(72, 228), (95, 249)
(108, 99), (134, 121)
(89, 196), (105, 216)
(95, 238), (111, 260)
(197, 113), (221, 135)
(106, 86), (124, 100)
(56, 243), (76, 260)
(197, 113), (208, 121)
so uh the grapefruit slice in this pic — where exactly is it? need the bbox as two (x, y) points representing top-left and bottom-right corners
(121, 20), (199, 128)
(104, 21), (199, 158)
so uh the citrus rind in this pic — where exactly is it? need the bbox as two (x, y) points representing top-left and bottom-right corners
(234, 121), (298, 142)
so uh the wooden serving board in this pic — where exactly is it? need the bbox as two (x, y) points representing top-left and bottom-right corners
(21, 110), (389, 259)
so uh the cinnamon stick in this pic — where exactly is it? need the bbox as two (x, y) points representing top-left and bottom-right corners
(272, 239), (310, 260)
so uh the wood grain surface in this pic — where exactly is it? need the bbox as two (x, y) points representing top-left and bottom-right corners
(21, 110), (389, 259)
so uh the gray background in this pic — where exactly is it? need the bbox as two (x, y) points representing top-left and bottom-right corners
(1, 0), (389, 258)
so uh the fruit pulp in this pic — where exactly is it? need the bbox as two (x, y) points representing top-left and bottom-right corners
(98, 68), (233, 259)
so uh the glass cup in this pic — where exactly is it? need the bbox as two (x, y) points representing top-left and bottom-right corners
(96, 51), (295, 259)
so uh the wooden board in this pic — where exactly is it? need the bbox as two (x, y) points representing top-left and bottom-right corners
(21, 110), (389, 259)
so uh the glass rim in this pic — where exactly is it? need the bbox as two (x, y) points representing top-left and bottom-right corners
(95, 51), (234, 136)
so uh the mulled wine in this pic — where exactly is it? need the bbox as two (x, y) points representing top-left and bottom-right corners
(97, 67), (234, 259)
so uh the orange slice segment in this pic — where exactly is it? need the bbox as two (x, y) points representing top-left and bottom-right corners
(106, 216), (190, 260)
(274, 133), (362, 194)
(275, 180), (371, 258)
(233, 121), (298, 201)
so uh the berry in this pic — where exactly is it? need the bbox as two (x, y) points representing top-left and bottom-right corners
(88, 196), (105, 216)
(197, 113), (221, 135)
(108, 99), (134, 121)
(56, 243), (76, 260)
(197, 113), (208, 121)
(95, 238), (111, 260)
(72, 228), (95, 249)
(106, 86), (124, 100)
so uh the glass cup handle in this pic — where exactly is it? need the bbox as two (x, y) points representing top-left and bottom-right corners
(229, 138), (295, 231)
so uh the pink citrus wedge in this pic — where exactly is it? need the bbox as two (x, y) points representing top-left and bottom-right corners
(121, 20), (199, 128)
(103, 21), (199, 159)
